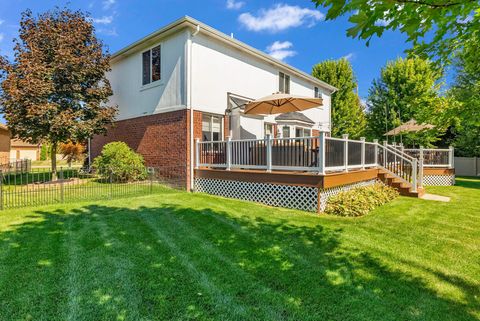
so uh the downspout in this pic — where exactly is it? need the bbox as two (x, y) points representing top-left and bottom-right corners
(188, 25), (200, 191)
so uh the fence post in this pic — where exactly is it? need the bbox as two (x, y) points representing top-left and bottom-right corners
(195, 138), (200, 169)
(399, 143), (404, 154)
(373, 139), (379, 166)
(342, 134), (349, 172)
(0, 171), (3, 211)
(317, 132), (325, 175)
(226, 136), (232, 171)
(360, 137), (365, 170)
(109, 169), (113, 199)
(449, 146), (454, 169)
(149, 167), (154, 194)
(60, 167), (64, 203)
(418, 148), (424, 188)
(266, 134), (272, 172)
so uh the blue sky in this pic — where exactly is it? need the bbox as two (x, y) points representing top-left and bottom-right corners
(0, 0), (412, 98)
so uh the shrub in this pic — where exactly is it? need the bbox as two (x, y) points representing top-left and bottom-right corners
(92, 142), (146, 181)
(324, 183), (399, 217)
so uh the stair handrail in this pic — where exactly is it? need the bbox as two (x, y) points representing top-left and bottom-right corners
(376, 143), (419, 192)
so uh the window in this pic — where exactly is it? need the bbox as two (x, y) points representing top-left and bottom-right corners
(282, 126), (290, 138)
(295, 127), (312, 137)
(142, 45), (161, 85)
(264, 123), (274, 137)
(279, 72), (290, 94)
(314, 86), (320, 98)
(202, 114), (222, 141)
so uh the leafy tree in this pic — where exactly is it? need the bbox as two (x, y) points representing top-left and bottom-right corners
(448, 35), (480, 156)
(0, 8), (117, 179)
(312, 59), (366, 138)
(365, 57), (449, 146)
(311, 0), (480, 64)
(59, 141), (86, 167)
(92, 142), (146, 181)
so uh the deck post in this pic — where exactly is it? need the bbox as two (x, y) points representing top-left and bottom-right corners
(373, 139), (379, 166)
(419, 146), (424, 188)
(392, 142), (397, 166)
(317, 132), (325, 175)
(342, 134), (349, 172)
(383, 140), (387, 167)
(449, 146), (454, 169)
(266, 134), (272, 173)
(195, 138), (200, 169)
(412, 159), (418, 193)
(226, 136), (232, 171)
(360, 137), (365, 170)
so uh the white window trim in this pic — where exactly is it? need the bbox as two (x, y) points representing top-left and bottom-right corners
(279, 71), (290, 94)
(141, 44), (163, 89)
(202, 113), (224, 141)
(295, 126), (312, 138)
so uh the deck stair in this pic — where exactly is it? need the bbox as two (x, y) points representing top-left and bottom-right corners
(377, 169), (424, 198)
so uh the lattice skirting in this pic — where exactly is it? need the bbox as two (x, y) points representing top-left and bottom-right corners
(194, 178), (318, 212)
(423, 174), (455, 186)
(194, 178), (378, 213)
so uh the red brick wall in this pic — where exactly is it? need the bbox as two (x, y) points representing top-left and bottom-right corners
(91, 110), (189, 188)
(312, 129), (320, 137)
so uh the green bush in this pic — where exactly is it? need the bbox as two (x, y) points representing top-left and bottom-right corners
(92, 142), (146, 181)
(324, 183), (399, 217)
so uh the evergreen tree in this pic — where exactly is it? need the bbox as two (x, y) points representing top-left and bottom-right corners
(312, 59), (366, 138)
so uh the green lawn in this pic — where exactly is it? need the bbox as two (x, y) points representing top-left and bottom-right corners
(0, 177), (479, 321)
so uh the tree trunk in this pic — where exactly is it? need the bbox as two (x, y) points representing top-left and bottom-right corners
(51, 142), (57, 181)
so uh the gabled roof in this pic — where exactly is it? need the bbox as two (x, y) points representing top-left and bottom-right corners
(275, 112), (315, 125)
(111, 16), (337, 93)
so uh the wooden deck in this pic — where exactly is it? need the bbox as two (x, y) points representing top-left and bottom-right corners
(195, 167), (379, 189)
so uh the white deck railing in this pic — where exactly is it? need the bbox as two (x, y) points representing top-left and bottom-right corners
(389, 143), (454, 168)
(196, 135), (454, 192)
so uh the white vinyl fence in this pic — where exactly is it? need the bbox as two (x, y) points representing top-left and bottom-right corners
(454, 157), (480, 176)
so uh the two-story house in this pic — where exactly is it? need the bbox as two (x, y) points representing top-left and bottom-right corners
(91, 16), (337, 190)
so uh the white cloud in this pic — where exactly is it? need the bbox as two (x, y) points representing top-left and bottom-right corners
(238, 4), (324, 32)
(0, 19), (4, 25)
(102, 0), (116, 10)
(97, 27), (118, 36)
(91, 16), (113, 24)
(375, 19), (391, 27)
(226, 0), (245, 10)
(266, 41), (296, 61)
(0, 34), (4, 42)
(342, 53), (355, 61)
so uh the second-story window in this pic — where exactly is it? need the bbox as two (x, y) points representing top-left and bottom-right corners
(314, 86), (320, 98)
(142, 45), (161, 85)
(279, 72), (290, 94)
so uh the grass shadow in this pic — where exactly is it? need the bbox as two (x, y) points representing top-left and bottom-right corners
(0, 201), (478, 320)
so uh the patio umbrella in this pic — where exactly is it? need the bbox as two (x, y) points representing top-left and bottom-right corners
(384, 119), (434, 136)
(244, 92), (323, 115)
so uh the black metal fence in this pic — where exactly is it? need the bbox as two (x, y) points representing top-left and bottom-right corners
(0, 165), (185, 210)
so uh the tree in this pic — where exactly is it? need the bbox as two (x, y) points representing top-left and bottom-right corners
(311, 0), (479, 64)
(448, 34), (480, 156)
(312, 58), (366, 138)
(365, 57), (449, 146)
(0, 8), (117, 179)
(59, 141), (86, 167)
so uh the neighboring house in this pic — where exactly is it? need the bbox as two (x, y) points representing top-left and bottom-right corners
(91, 16), (336, 189)
(10, 139), (41, 161)
(0, 124), (11, 163)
